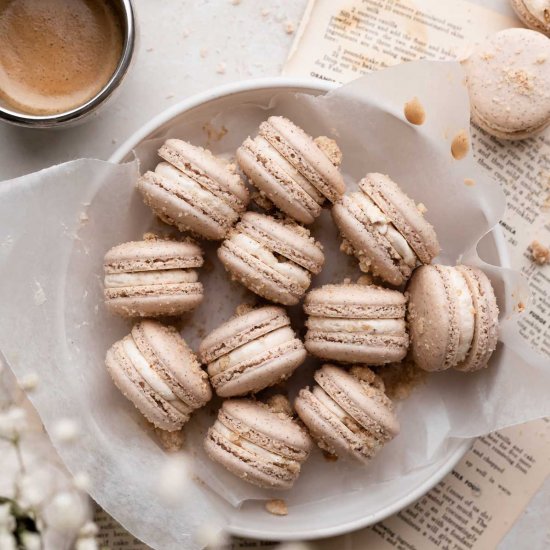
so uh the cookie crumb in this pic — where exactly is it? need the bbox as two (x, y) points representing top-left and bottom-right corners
(200, 48), (208, 58)
(528, 240), (550, 265)
(517, 301), (525, 313)
(216, 62), (226, 74)
(451, 130), (469, 160)
(404, 97), (426, 125)
(266, 394), (293, 416)
(536, 55), (547, 64)
(284, 20), (295, 34)
(155, 428), (185, 452)
(314, 136), (342, 166)
(416, 202), (428, 214)
(265, 499), (288, 516)
(322, 450), (338, 462)
(464, 178), (475, 186)
(350, 366), (385, 390)
(33, 281), (47, 306)
(357, 274), (374, 285)
(261, 8), (270, 17)
(79, 212), (89, 223)
(235, 303), (255, 316)
(230, 0), (241, 4)
(373, 359), (427, 400)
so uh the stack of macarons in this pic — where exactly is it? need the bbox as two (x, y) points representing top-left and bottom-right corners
(98, 112), (501, 490)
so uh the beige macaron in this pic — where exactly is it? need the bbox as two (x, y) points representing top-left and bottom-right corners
(106, 320), (211, 431)
(462, 28), (550, 140)
(237, 116), (345, 224)
(103, 235), (204, 317)
(137, 139), (249, 240)
(217, 212), (325, 306)
(332, 173), (440, 286)
(510, 0), (550, 36)
(303, 283), (409, 364)
(204, 396), (312, 489)
(199, 306), (306, 397)
(295, 364), (399, 463)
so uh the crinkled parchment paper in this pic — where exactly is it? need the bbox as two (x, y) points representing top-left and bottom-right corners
(1, 61), (549, 549)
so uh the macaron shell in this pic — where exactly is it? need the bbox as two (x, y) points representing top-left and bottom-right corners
(462, 29), (550, 139)
(217, 241), (303, 306)
(237, 140), (320, 225)
(332, 199), (408, 286)
(304, 283), (407, 319)
(304, 333), (408, 364)
(105, 283), (204, 317)
(359, 174), (440, 264)
(239, 212), (324, 274)
(137, 170), (229, 240)
(199, 306), (289, 363)
(104, 239), (203, 273)
(263, 116), (345, 202)
(106, 342), (188, 431)
(454, 266), (499, 372)
(212, 342), (306, 397)
(204, 430), (295, 489)
(132, 320), (211, 406)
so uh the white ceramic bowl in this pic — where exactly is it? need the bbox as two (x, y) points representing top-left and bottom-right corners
(109, 78), (508, 541)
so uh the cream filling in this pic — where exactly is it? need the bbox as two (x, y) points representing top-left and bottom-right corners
(447, 268), (475, 362)
(253, 136), (325, 204)
(104, 269), (198, 288)
(312, 386), (348, 421)
(155, 162), (237, 219)
(306, 317), (405, 334)
(209, 326), (295, 375)
(214, 420), (287, 464)
(123, 337), (176, 401)
(230, 233), (311, 288)
(352, 192), (418, 267)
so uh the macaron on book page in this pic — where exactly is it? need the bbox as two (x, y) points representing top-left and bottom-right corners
(1, 60), (549, 547)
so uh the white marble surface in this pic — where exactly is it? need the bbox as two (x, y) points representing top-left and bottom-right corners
(0, 0), (547, 548)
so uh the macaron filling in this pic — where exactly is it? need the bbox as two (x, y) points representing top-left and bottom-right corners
(306, 317), (406, 334)
(104, 269), (198, 288)
(229, 232), (311, 289)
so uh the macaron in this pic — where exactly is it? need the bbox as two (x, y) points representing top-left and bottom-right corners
(295, 364), (399, 463)
(462, 28), (550, 140)
(103, 235), (204, 317)
(407, 265), (499, 372)
(332, 173), (440, 286)
(204, 397), (312, 489)
(137, 139), (249, 240)
(199, 306), (307, 397)
(105, 320), (211, 431)
(303, 283), (409, 364)
(236, 116), (345, 224)
(510, 0), (550, 36)
(217, 212), (325, 305)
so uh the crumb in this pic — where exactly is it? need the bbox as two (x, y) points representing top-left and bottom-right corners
(216, 62), (226, 74)
(284, 20), (295, 34)
(480, 51), (494, 61)
(202, 122), (228, 143)
(357, 274), (374, 285)
(314, 136), (342, 166)
(155, 428), (185, 452)
(404, 97), (426, 125)
(503, 68), (534, 95)
(231, 0), (241, 4)
(528, 240), (550, 265)
(252, 190), (276, 212)
(33, 281), (47, 305)
(143, 232), (160, 241)
(166, 93), (175, 99)
(235, 303), (255, 316)
(146, 47), (154, 52)
(536, 55), (547, 64)
(373, 359), (427, 400)
(79, 212), (89, 223)
(266, 394), (293, 416)
(464, 178), (475, 187)
(200, 48), (208, 58)
(416, 202), (427, 214)
(517, 301), (525, 313)
(322, 450), (338, 462)
(261, 8), (270, 17)
(343, 277), (352, 284)
(265, 499), (288, 516)
(182, 29), (190, 38)
(350, 366), (384, 390)
(451, 130), (469, 160)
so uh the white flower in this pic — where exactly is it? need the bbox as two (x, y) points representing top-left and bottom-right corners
(195, 521), (229, 549)
(156, 454), (190, 505)
(19, 373), (40, 392)
(20, 532), (42, 550)
(0, 532), (16, 550)
(0, 407), (27, 439)
(75, 539), (98, 550)
(45, 491), (87, 532)
(0, 504), (15, 532)
(52, 419), (80, 443)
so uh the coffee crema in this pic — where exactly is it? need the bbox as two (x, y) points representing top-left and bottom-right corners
(0, 0), (123, 116)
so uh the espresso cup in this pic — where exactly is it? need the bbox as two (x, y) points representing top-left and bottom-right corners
(0, 0), (136, 128)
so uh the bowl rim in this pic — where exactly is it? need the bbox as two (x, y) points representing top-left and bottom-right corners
(108, 76), (507, 541)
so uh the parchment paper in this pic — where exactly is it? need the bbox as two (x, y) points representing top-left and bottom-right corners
(1, 61), (549, 549)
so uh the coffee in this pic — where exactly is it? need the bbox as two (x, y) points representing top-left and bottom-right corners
(0, 0), (123, 116)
